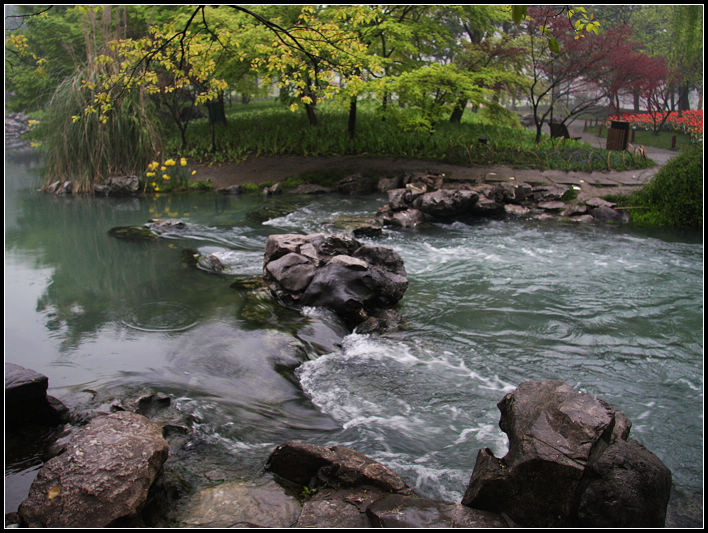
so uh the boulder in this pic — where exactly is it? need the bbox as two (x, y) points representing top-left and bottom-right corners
(461, 380), (671, 528)
(94, 175), (140, 196)
(263, 233), (407, 330)
(336, 173), (378, 195)
(5, 363), (67, 426)
(266, 441), (508, 528)
(266, 441), (411, 494)
(412, 189), (480, 220)
(590, 205), (630, 224)
(18, 411), (169, 528)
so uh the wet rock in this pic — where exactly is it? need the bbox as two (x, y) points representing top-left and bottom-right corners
(94, 175), (140, 196)
(108, 225), (160, 241)
(532, 184), (569, 202)
(376, 176), (403, 192)
(538, 200), (566, 211)
(504, 204), (531, 217)
(217, 184), (244, 195)
(176, 478), (301, 528)
(196, 253), (227, 274)
(18, 411), (169, 528)
(412, 189), (480, 220)
(367, 493), (508, 528)
(387, 208), (426, 228)
(462, 380), (670, 528)
(569, 214), (595, 223)
(266, 441), (411, 494)
(575, 438), (672, 527)
(5, 363), (68, 426)
(329, 215), (382, 237)
(263, 233), (407, 331)
(297, 487), (374, 528)
(293, 183), (333, 195)
(469, 195), (506, 218)
(590, 205), (630, 224)
(262, 183), (282, 196)
(562, 204), (588, 217)
(585, 197), (616, 208)
(336, 173), (378, 195)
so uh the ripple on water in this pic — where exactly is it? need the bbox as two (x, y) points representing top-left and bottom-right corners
(121, 301), (199, 333)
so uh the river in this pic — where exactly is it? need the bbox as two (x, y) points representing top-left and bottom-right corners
(4, 151), (703, 525)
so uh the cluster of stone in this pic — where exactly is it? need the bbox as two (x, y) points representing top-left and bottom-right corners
(7, 365), (673, 528)
(375, 173), (630, 228)
(263, 233), (408, 332)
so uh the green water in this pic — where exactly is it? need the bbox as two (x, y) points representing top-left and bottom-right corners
(4, 153), (703, 524)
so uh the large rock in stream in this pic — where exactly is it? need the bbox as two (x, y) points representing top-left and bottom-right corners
(263, 233), (408, 332)
(265, 441), (507, 528)
(18, 411), (169, 528)
(461, 380), (672, 528)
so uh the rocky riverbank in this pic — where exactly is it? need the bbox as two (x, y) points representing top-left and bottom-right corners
(6, 361), (674, 528)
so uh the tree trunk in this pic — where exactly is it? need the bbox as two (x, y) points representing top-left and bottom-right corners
(678, 85), (690, 112)
(305, 103), (318, 126)
(348, 95), (357, 139)
(449, 98), (467, 124)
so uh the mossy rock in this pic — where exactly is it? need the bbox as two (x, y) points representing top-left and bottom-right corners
(108, 226), (160, 241)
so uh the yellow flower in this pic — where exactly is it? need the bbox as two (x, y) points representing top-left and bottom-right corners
(151, 181), (157, 188)
(161, 166), (167, 171)
(164, 158), (176, 167)
(180, 157), (187, 167)
(146, 172), (155, 177)
(163, 174), (170, 180)
(154, 186), (160, 191)
(191, 170), (197, 175)
(148, 161), (159, 171)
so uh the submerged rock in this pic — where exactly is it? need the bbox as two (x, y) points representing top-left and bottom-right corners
(176, 478), (301, 528)
(367, 493), (508, 528)
(461, 380), (671, 528)
(18, 411), (169, 528)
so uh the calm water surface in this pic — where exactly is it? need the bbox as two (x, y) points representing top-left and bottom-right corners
(4, 153), (703, 521)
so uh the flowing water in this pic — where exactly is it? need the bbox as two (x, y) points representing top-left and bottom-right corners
(4, 152), (703, 523)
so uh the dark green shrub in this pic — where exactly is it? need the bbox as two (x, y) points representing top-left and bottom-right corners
(632, 147), (703, 229)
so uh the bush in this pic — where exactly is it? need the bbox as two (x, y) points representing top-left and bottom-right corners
(37, 67), (162, 193)
(631, 147), (703, 229)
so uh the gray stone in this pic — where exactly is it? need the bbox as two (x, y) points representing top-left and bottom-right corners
(266, 441), (410, 494)
(590, 205), (630, 224)
(575, 439), (672, 527)
(265, 253), (316, 293)
(367, 493), (508, 528)
(5, 363), (67, 426)
(263, 234), (407, 331)
(177, 478), (301, 528)
(462, 380), (669, 528)
(413, 189), (480, 219)
(18, 411), (169, 528)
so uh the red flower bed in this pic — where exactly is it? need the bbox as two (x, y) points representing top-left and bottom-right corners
(610, 110), (703, 142)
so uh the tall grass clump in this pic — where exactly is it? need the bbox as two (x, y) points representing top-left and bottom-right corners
(38, 67), (162, 193)
(629, 146), (703, 229)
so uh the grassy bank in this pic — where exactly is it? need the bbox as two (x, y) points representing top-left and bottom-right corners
(168, 101), (655, 173)
(605, 146), (702, 230)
